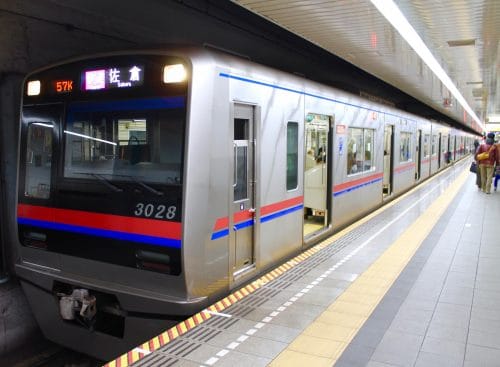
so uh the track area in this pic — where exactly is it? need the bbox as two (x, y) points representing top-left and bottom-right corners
(9, 346), (102, 367)
(104, 158), (475, 367)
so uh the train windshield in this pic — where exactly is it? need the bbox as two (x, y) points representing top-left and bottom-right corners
(63, 98), (184, 185)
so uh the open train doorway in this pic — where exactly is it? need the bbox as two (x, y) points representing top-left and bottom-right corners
(303, 113), (331, 238)
(383, 125), (394, 198)
(231, 103), (256, 277)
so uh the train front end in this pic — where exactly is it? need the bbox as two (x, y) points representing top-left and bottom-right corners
(16, 52), (198, 359)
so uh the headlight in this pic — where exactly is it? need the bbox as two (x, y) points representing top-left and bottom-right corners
(163, 64), (186, 83)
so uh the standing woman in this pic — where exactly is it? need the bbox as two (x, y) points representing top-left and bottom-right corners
(475, 132), (497, 194)
(474, 139), (481, 189)
(495, 137), (500, 191)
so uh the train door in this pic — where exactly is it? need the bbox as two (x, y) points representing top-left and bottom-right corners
(303, 113), (331, 237)
(383, 125), (394, 198)
(231, 104), (256, 276)
(416, 129), (422, 181)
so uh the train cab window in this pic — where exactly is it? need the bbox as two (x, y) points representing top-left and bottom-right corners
(400, 132), (412, 162)
(286, 122), (298, 190)
(24, 123), (53, 199)
(347, 127), (374, 175)
(63, 101), (184, 185)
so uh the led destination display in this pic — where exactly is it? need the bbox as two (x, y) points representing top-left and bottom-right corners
(83, 65), (143, 91)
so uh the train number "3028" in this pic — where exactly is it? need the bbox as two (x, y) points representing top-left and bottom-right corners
(134, 203), (177, 220)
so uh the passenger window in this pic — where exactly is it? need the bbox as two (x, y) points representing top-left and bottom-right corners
(286, 122), (298, 190)
(423, 134), (430, 157)
(364, 129), (374, 171)
(347, 127), (375, 175)
(347, 128), (362, 174)
(400, 132), (412, 162)
(24, 123), (53, 199)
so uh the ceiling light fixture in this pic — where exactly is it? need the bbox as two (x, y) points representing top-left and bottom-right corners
(370, 0), (486, 132)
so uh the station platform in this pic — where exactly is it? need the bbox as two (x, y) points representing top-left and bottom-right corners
(105, 158), (500, 367)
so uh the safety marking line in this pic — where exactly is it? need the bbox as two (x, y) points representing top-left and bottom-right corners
(216, 349), (229, 357)
(237, 335), (249, 342)
(205, 357), (219, 365)
(104, 162), (468, 367)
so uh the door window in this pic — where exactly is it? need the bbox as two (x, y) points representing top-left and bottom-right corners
(234, 117), (249, 202)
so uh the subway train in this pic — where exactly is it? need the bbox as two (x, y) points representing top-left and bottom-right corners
(16, 46), (475, 359)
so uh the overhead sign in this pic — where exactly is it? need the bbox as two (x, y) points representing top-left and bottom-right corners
(82, 65), (143, 91)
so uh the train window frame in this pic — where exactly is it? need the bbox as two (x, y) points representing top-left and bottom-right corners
(399, 132), (412, 163)
(347, 127), (375, 176)
(286, 121), (299, 191)
(431, 135), (437, 155)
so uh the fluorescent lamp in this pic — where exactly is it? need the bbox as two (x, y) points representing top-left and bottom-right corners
(64, 130), (117, 146)
(370, 0), (487, 132)
(33, 122), (53, 128)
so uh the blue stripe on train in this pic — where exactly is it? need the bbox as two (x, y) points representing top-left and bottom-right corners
(333, 177), (383, 197)
(67, 96), (185, 113)
(18, 217), (182, 249)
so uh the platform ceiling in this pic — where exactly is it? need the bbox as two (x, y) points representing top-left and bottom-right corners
(233, 0), (500, 133)
(2, 0), (498, 133)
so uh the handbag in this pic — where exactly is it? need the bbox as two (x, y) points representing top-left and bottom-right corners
(469, 161), (477, 173)
(477, 146), (494, 161)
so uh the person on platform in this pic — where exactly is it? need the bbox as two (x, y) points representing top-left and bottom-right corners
(475, 132), (497, 194)
(473, 139), (481, 189)
(494, 137), (500, 192)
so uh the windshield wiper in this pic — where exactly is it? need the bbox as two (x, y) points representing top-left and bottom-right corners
(73, 172), (123, 193)
(113, 174), (163, 196)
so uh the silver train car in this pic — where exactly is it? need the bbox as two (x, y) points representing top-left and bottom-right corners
(16, 47), (475, 359)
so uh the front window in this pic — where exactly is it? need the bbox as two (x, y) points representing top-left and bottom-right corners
(64, 99), (184, 185)
(24, 123), (53, 199)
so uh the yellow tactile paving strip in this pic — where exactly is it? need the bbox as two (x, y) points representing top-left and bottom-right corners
(269, 168), (469, 367)
(103, 164), (466, 367)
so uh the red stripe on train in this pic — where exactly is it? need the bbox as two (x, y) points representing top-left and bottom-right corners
(17, 204), (182, 239)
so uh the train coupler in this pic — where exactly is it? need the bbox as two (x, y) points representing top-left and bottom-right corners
(58, 289), (97, 322)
